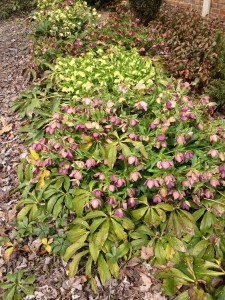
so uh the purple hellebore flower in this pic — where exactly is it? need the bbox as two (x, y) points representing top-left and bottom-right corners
(184, 151), (194, 160)
(208, 149), (219, 157)
(135, 101), (148, 111)
(152, 195), (162, 203)
(59, 168), (68, 175)
(175, 153), (184, 163)
(115, 178), (126, 187)
(128, 188), (137, 197)
(93, 190), (103, 198)
(176, 135), (185, 144)
(114, 209), (125, 218)
(108, 197), (117, 206)
(205, 189), (214, 199)
(127, 197), (137, 207)
(210, 178), (220, 187)
(45, 127), (55, 134)
(180, 202), (190, 211)
(157, 134), (166, 141)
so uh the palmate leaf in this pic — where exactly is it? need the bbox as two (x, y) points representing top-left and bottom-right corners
(105, 142), (117, 169)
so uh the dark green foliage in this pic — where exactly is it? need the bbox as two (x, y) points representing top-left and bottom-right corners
(129, 0), (162, 25)
(208, 33), (225, 108)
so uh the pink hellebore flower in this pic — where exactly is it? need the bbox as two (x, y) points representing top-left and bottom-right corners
(128, 133), (137, 140)
(135, 101), (148, 111)
(152, 195), (162, 203)
(115, 178), (126, 187)
(157, 160), (174, 169)
(85, 158), (96, 168)
(70, 170), (83, 180)
(208, 149), (219, 157)
(130, 119), (139, 126)
(129, 172), (142, 182)
(127, 197), (137, 207)
(210, 178), (220, 187)
(145, 179), (160, 189)
(180, 202), (190, 211)
(59, 168), (68, 175)
(128, 188), (137, 197)
(52, 112), (63, 121)
(175, 153), (185, 163)
(108, 197), (117, 206)
(94, 173), (105, 180)
(128, 156), (139, 165)
(90, 199), (101, 209)
(114, 209), (125, 218)
(176, 135), (185, 144)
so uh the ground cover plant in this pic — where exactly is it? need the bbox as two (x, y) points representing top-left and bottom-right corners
(13, 45), (225, 298)
(3, 0), (225, 299)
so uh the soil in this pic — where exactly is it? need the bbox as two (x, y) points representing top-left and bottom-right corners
(0, 15), (168, 300)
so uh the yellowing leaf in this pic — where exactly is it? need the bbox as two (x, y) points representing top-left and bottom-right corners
(29, 149), (40, 161)
(37, 169), (51, 189)
(4, 247), (14, 263)
(42, 238), (48, 245)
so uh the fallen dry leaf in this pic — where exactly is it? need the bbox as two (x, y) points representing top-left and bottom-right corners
(0, 117), (13, 135)
(139, 272), (152, 292)
(141, 246), (154, 260)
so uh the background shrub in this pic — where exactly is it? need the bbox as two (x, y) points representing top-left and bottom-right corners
(129, 0), (162, 25)
(208, 32), (225, 108)
(152, 4), (223, 87)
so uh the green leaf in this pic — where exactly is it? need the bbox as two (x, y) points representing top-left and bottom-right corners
(68, 250), (88, 277)
(63, 240), (87, 262)
(168, 237), (186, 252)
(95, 220), (110, 250)
(98, 254), (111, 285)
(84, 210), (107, 220)
(122, 217), (135, 230)
(111, 219), (127, 240)
(17, 161), (24, 182)
(17, 204), (33, 221)
(162, 278), (177, 296)
(52, 196), (64, 219)
(67, 227), (89, 243)
(132, 141), (148, 159)
(132, 207), (147, 220)
(119, 142), (131, 157)
(89, 241), (99, 262)
(72, 189), (89, 217)
(175, 290), (190, 300)
(217, 285), (225, 300)
(106, 143), (117, 169)
(191, 240), (210, 257)
(107, 259), (120, 278)
(3, 286), (16, 300)
(90, 218), (106, 234)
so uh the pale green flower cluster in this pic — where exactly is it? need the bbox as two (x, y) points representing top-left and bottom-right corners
(34, 0), (99, 38)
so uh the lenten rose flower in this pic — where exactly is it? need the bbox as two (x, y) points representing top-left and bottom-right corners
(129, 172), (142, 182)
(128, 156), (139, 165)
(85, 158), (96, 168)
(135, 101), (148, 111)
(114, 209), (124, 218)
(90, 199), (101, 209)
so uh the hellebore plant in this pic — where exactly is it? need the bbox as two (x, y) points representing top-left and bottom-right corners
(14, 44), (225, 297)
